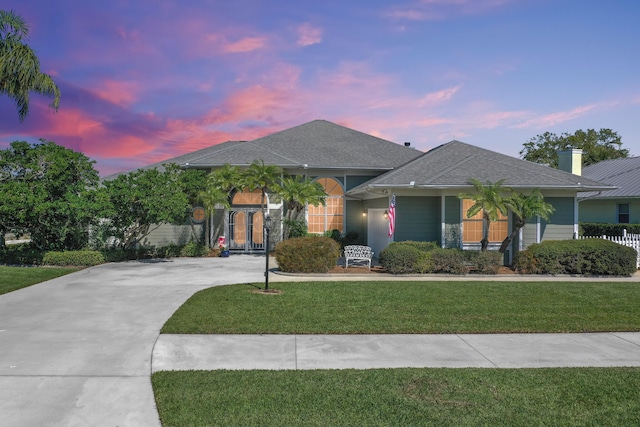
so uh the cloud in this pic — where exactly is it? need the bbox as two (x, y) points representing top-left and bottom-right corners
(91, 80), (140, 106)
(512, 104), (597, 129)
(222, 36), (268, 53)
(296, 23), (323, 46)
(384, 0), (514, 22)
(418, 85), (461, 107)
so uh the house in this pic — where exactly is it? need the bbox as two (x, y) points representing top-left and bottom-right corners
(578, 156), (640, 224)
(138, 120), (612, 259)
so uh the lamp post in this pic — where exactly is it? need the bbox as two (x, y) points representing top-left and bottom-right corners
(264, 215), (272, 291)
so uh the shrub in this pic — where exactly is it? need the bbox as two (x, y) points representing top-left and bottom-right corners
(179, 242), (209, 257)
(379, 243), (428, 274)
(1, 243), (44, 265)
(283, 219), (307, 238)
(395, 240), (439, 252)
(580, 222), (640, 237)
(465, 251), (502, 274)
(43, 250), (105, 267)
(428, 248), (467, 274)
(514, 239), (637, 276)
(324, 229), (360, 249)
(275, 237), (340, 273)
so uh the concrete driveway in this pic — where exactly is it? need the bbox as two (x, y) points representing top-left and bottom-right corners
(0, 256), (266, 427)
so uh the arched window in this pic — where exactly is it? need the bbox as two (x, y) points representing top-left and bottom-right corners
(231, 189), (263, 205)
(308, 177), (344, 234)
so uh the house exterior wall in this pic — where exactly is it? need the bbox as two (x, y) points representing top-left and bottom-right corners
(443, 196), (461, 248)
(393, 196), (441, 244)
(540, 197), (575, 241)
(142, 223), (203, 247)
(579, 199), (640, 224)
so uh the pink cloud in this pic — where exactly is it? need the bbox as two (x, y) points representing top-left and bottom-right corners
(296, 23), (323, 46)
(222, 36), (268, 53)
(512, 104), (597, 129)
(385, 0), (514, 22)
(91, 80), (140, 106)
(418, 85), (461, 106)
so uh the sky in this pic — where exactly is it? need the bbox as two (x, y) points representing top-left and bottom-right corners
(1, 0), (639, 176)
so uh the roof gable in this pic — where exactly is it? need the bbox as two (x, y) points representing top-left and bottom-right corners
(348, 140), (613, 194)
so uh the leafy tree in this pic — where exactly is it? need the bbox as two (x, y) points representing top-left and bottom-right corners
(458, 179), (510, 252)
(499, 189), (555, 253)
(100, 164), (194, 250)
(520, 129), (629, 168)
(0, 9), (60, 122)
(0, 140), (101, 250)
(279, 176), (327, 239)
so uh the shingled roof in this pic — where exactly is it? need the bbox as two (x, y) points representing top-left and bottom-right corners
(179, 120), (422, 170)
(579, 156), (640, 199)
(347, 140), (613, 196)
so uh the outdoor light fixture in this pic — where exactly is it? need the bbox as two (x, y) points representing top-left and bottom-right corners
(362, 210), (367, 217)
(383, 210), (389, 220)
(264, 215), (272, 291)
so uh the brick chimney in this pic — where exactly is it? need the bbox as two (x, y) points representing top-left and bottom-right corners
(557, 148), (582, 175)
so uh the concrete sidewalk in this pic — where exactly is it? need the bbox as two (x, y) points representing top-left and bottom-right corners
(153, 332), (640, 371)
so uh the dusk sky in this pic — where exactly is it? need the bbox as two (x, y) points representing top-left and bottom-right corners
(1, 0), (639, 176)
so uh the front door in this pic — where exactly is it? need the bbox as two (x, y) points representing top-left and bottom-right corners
(228, 209), (264, 252)
(367, 208), (390, 258)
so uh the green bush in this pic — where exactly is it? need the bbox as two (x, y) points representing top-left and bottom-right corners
(465, 251), (502, 274)
(324, 229), (360, 249)
(179, 242), (209, 257)
(283, 219), (307, 238)
(379, 243), (429, 274)
(395, 240), (439, 252)
(43, 250), (105, 267)
(1, 243), (44, 265)
(514, 239), (637, 276)
(275, 237), (340, 273)
(428, 248), (467, 274)
(580, 222), (640, 237)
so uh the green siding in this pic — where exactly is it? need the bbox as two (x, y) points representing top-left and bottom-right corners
(580, 199), (640, 224)
(394, 196), (441, 244)
(345, 176), (378, 191)
(444, 196), (461, 248)
(345, 199), (367, 243)
(541, 197), (575, 241)
(522, 217), (538, 248)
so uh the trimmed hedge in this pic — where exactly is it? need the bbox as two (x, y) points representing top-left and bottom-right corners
(379, 243), (429, 274)
(275, 237), (340, 273)
(1, 243), (44, 265)
(580, 222), (640, 237)
(379, 242), (476, 275)
(514, 239), (637, 276)
(429, 248), (467, 275)
(43, 250), (106, 267)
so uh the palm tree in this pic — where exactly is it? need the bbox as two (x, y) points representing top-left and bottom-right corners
(199, 164), (241, 247)
(242, 160), (282, 216)
(499, 189), (554, 253)
(458, 179), (510, 251)
(0, 10), (60, 122)
(279, 176), (327, 239)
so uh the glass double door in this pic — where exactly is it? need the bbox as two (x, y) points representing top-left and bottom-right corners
(228, 209), (264, 252)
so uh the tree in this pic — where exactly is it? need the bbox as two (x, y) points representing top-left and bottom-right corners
(100, 164), (194, 250)
(498, 189), (554, 253)
(520, 129), (629, 168)
(242, 160), (282, 216)
(458, 179), (510, 252)
(0, 10), (60, 122)
(279, 176), (327, 239)
(0, 140), (101, 250)
(198, 164), (241, 247)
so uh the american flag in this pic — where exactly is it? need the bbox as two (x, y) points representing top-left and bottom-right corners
(388, 194), (396, 238)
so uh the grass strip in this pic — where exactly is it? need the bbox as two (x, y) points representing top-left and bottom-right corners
(161, 281), (640, 334)
(0, 266), (81, 295)
(153, 367), (640, 426)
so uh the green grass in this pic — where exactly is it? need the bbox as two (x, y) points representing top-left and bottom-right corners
(152, 367), (640, 426)
(0, 266), (81, 295)
(161, 281), (640, 334)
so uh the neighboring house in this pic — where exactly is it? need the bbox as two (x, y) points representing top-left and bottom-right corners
(135, 120), (612, 259)
(578, 156), (640, 224)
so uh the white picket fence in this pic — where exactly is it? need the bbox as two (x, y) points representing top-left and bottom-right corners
(578, 230), (640, 268)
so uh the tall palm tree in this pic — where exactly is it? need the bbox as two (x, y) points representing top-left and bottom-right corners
(242, 160), (282, 216)
(0, 10), (60, 122)
(499, 189), (554, 253)
(458, 179), (510, 251)
(279, 176), (327, 239)
(199, 164), (241, 247)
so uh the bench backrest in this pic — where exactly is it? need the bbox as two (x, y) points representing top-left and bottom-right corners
(344, 245), (373, 257)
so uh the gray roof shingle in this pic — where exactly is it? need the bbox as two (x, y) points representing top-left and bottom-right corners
(347, 140), (614, 195)
(579, 156), (640, 199)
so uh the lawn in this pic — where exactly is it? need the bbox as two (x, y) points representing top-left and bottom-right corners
(161, 281), (640, 334)
(153, 367), (640, 426)
(0, 266), (81, 295)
